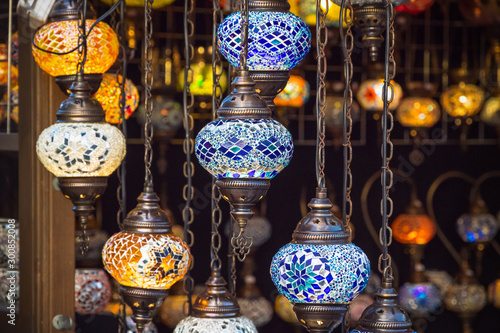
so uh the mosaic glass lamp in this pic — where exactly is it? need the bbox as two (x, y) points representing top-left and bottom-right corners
(36, 78), (125, 246)
(441, 82), (485, 118)
(195, 71), (293, 257)
(100, 0), (175, 8)
(94, 73), (139, 124)
(177, 61), (228, 96)
(0, 85), (19, 124)
(218, 0), (311, 112)
(396, 98), (440, 129)
(480, 90), (500, 127)
(274, 294), (299, 324)
(456, 199), (498, 243)
(137, 96), (183, 138)
(357, 79), (403, 112)
(271, 188), (370, 332)
(102, 190), (191, 331)
(0, 61), (17, 86)
(173, 269), (257, 333)
(331, 0), (411, 61)
(398, 282), (441, 316)
(32, 0), (119, 94)
(75, 268), (111, 314)
(395, 0), (435, 14)
(488, 279), (500, 309)
(294, 0), (345, 27)
(275, 75), (310, 108)
(237, 275), (274, 327)
(391, 198), (436, 245)
(349, 277), (415, 333)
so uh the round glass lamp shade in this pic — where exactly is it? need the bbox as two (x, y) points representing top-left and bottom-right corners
(75, 268), (111, 314)
(440, 83), (485, 118)
(488, 279), (500, 309)
(32, 20), (119, 77)
(36, 122), (126, 177)
(456, 213), (499, 243)
(0, 85), (19, 124)
(101, 0), (174, 8)
(195, 119), (294, 178)
(480, 96), (500, 126)
(324, 96), (361, 128)
(395, 0), (435, 14)
(174, 316), (257, 333)
(238, 297), (274, 327)
(297, 0), (344, 26)
(95, 74), (139, 124)
(217, 11), (311, 70)
(391, 213), (436, 245)
(356, 79), (403, 112)
(398, 282), (442, 315)
(177, 63), (228, 96)
(396, 97), (441, 128)
(275, 75), (310, 108)
(444, 283), (487, 313)
(102, 232), (191, 289)
(270, 243), (370, 303)
(0, 62), (18, 86)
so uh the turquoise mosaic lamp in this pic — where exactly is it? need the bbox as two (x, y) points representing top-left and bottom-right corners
(270, 188), (371, 331)
(217, 0), (311, 112)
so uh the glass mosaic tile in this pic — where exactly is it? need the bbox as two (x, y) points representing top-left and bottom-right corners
(174, 316), (257, 333)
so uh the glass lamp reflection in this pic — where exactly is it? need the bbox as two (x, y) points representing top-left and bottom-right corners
(218, 11), (311, 70)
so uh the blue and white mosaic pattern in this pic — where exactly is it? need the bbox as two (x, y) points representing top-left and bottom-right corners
(399, 282), (442, 315)
(217, 11), (311, 70)
(195, 119), (293, 178)
(270, 243), (370, 303)
(456, 213), (499, 243)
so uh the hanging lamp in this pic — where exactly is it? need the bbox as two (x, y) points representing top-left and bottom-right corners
(101, 1), (191, 331)
(196, 0), (294, 260)
(217, 0), (311, 113)
(32, 0), (119, 94)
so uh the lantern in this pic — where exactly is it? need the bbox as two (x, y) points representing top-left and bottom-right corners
(441, 82), (485, 118)
(75, 268), (111, 314)
(274, 75), (310, 108)
(398, 282), (441, 316)
(488, 279), (500, 309)
(94, 74), (139, 124)
(357, 79), (403, 112)
(396, 98), (440, 129)
(294, 0), (345, 27)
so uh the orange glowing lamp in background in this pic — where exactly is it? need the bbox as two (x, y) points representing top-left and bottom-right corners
(392, 198), (436, 245)
(94, 74), (140, 124)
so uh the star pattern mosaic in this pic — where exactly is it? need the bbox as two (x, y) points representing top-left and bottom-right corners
(36, 122), (126, 177)
(102, 232), (191, 289)
(75, 269), (111, 314)
(174, 316), (257, 333)
(195, 119), (293, 178)
(270, 243), (370, 303)
(217, 11), (311, 70)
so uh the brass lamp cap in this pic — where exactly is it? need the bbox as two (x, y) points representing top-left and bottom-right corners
(122, 190), (173, 234)
(217, 71), (271, 119)
(249, 0), (290, 12)
(292, 188), (349, 245)
(192, 269), (240, 318)
(49, 0), (97, 22)
(56, 77), (105, 123)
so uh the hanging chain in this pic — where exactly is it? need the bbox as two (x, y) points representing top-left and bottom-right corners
(341, 0), (354, 235)
(378, 0), (396, 278)
(143, 0), (154, 189)
(182, 0), (196, 316)
(316, 0), (328, 190)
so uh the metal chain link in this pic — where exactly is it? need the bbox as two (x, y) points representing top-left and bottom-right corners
(182, 0), (195, 316)
(341, 0), (354, 235)
(378, 0), (395, 277)
(210, 184), (223, 270)
(316, 0), (328, 190)
(238, 0), (249, 71)
(143, 0), (154, 189)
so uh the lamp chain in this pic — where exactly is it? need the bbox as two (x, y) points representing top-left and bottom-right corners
(113, 2), (128, 331)
(238, 0), (249, 71)
(316, 0), (328, 190)
(379, 0), (396, 277)
(182, 0), (195, 315)
(340, 0), (354, 234)
(143, 0), (154, 190)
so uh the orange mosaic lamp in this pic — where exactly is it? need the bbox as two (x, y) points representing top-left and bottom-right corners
(95, 74), (139, 124)
(31, 0), (119, 94)
(274, 75), (310, 108)
(392, 198), (436, 245)
(102, 190), (191, 331)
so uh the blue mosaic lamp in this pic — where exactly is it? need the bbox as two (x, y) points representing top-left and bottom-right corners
(456, 198), (498, 243)
(195, 71), (293, 259)
(398, 282), (442, 316)
(217, 0), (311, 112)
(270, 188), (370, 332)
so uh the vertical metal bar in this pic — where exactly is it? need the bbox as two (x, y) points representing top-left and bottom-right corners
(6, 0), (13, 133)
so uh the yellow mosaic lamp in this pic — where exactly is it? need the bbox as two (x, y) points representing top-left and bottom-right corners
(32, 0), (119, 93)
(441, 82), (485, 118)
(100, 0), (175, 9)
(292, 0), (346, 27)
(95, 73), (140, 124)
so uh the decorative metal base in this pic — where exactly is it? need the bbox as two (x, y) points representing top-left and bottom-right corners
(55, 73), (103, 96)
(293, 303), (348, 333)
(250, 70), (290, 114)
(120, 285), (169, 333)
(216, 178), (270, 260)
(353, 4), (386, 61)
(58, 177), (108, 217)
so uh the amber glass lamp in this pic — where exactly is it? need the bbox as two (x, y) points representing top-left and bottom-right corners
(274, 75), (310, 108)
(357, 79), (403, 112)
(32, 0), (119, 93)
(441, 82), (485, 118)
(397, 83), (441, 134)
